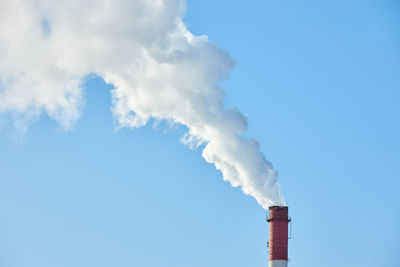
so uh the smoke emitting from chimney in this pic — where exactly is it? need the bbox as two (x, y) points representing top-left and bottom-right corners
(0, 0), (285, 209)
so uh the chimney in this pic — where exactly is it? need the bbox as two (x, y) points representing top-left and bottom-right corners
(267, 206), (290, 267)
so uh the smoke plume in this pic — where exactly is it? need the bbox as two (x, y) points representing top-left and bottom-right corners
(0, 0), (285, 208)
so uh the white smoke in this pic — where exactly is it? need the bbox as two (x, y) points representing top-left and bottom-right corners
(0, 0), (285, 208)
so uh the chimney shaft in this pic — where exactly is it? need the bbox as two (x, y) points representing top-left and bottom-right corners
(267, 206), (290, 267)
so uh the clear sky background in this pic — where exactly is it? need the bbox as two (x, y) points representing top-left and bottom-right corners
(1, 0), (399, 267)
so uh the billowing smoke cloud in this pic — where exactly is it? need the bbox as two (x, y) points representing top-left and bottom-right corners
(0, 0), (285, 208)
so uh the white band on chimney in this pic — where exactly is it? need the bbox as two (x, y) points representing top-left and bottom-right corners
(269, 260), (288, 267)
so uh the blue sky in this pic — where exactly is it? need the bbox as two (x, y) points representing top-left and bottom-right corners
(1, 1), (400, 267)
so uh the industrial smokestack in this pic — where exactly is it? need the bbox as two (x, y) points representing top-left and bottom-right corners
(267, 206), (290, 267)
